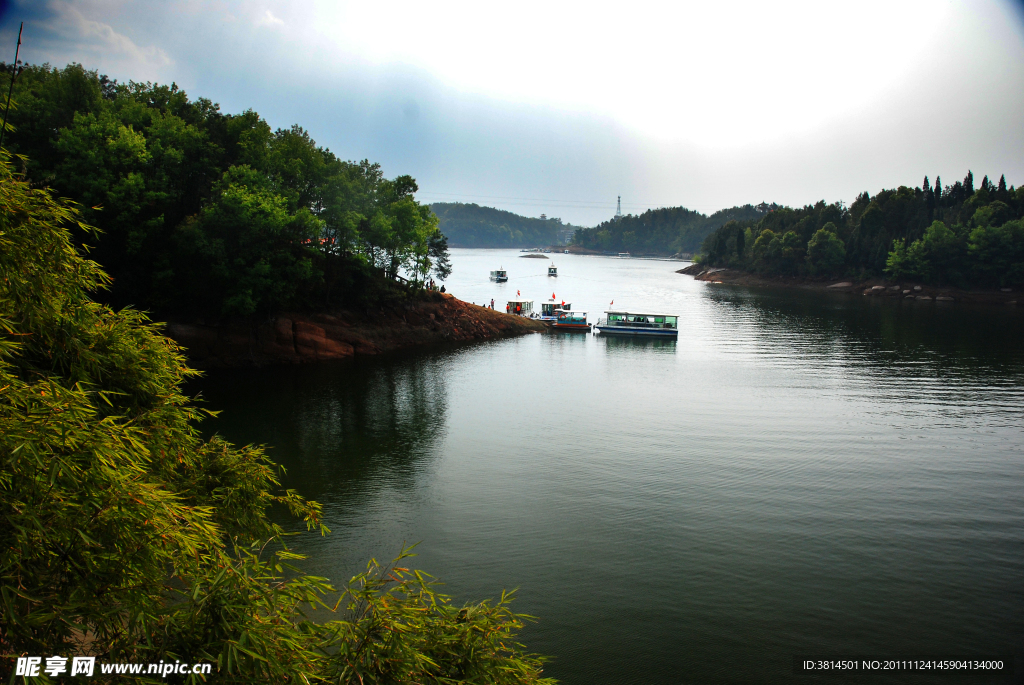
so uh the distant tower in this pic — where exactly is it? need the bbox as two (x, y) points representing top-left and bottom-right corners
(614, 196), (622, 221)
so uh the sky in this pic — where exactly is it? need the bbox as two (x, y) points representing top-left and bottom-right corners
(2, 0), (1023, 226)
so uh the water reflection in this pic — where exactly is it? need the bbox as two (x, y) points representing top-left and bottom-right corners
(701, 286), (1024, 379)
(598, 334), (677, 353)
(192, 352), (449, 505)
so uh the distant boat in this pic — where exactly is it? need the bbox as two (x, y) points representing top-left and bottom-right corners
(618, 252), (631, 258)
(594, 311), (678, 337)
(490, 268), (508, 282)
(548, 264), (558, 277)
(564, 249), (570, 254)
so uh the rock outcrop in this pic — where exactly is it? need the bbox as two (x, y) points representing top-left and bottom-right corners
(164, 293), (546, 368)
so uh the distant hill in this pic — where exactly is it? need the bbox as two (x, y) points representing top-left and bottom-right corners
(571, 204), (772, 255)
(431, 202), (584, 248)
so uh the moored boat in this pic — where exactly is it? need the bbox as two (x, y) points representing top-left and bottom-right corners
(594, 311), (678, 337)
(506, 298), (535, 316)
(490, 268), (508, 282)
(539, 294), (570, 322)
(551, 310), (591, 331)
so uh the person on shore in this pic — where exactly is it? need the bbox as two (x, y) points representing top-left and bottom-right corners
(440, 285), (445, 293)
(490, 298), (495, 309)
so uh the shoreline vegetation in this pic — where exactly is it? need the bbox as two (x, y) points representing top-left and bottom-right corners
(570, 203), (770, 255)
(678, 263), (1019, 305)
(431, 202), (581, 248)
(692, 172), (1024, 293)
(0, 62), (556, 682)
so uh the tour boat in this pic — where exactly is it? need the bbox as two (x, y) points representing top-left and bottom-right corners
(490, 268), (508, 282)
(506, 298), (535, 317)
(551, 310), (591, 331)
(594, 311), (678, 337)
(539, 296), (571, 322)
(548, 264), (558, 277)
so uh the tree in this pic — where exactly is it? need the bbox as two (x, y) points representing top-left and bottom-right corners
(805, 224), (846, 275)
(428, 230), (453, 281)
(0, 154), (553, 683)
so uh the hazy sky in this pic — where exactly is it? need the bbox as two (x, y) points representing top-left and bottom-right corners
(3, 0), (1024, 225)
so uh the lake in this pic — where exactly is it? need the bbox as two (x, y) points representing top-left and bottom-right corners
(193, 249), (1024, 684)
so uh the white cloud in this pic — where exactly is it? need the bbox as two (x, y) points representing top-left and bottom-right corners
(47, 0), (172, 68)
(257, 9), (284, 27)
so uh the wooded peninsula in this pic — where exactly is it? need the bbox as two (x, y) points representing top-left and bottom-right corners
(696, 173), (1024, 289)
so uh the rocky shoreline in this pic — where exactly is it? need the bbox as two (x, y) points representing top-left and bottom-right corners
(678, 263), (1019, 305)
(164, 293), (546, 368)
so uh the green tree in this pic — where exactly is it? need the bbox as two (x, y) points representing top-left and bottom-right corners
(805, 224), (846, 275)
(0, 154), (553, 683)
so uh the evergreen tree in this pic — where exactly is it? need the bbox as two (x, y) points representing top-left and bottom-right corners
(964, 170), (974, 195)
(923, 176), (930, 192)
(935, 176), (942, 201)
(998, 174), (1008, 196)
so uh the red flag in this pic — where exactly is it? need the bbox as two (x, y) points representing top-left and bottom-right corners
(610, 300), (614, 306)
(561, 300), (565, 306)
(517, 289), (521, 297)
(552, 292), (556, 299)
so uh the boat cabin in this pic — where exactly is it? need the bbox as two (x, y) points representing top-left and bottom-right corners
(540, 298), (571, 319)
(506, 298), (534, 316)
(595, 310), (678, 337)
(548, 264), (558, 276)
(490, 268), (508, 282)
(552, 311), (590, 330)
(605, 311), (677, 329)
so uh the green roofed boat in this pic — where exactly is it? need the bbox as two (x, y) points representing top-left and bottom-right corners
(594, 311), (678, 337)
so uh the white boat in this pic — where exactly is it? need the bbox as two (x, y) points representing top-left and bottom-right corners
(506, 298), (535, 316)
(490, 268), (508, 282)
(594, 311), (678, 337)
(548, 264), (558, 277)
(618, 252), (631, 258)
(540, 296), (571, 322)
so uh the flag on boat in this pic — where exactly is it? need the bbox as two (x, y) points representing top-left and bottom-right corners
(552, 293), (556, 299)
(610, 300), (614, 306)
(517, 289), (521, 297)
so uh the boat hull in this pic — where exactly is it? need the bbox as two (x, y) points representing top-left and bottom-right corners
(594, 325), (678, 337)
(551, 322), (591, 331)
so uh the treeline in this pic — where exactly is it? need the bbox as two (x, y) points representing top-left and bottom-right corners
(0, 155), (552, 683)
(699, 172), (1024, 288)
(1, 62), (450, 317)
(570, 204), (769, 254)
(430, 202), (580, 247)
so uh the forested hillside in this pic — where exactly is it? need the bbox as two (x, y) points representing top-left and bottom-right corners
(430, 202), (580, 247)
(570, 204), (768, 255)
(1, 62), (450, 317)
(698, 172), (1024, 288)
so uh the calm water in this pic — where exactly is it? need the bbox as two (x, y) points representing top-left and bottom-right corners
(193, 250), (1024, 684)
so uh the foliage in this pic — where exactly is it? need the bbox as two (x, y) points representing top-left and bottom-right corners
(805, 224), (846, 276)
(571, 204), (767, 255)
(430, 202), (578, 248)
(0, 62), (450, 317)
(0, 157), (552, 683)
(697, 171), (1024, 287)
